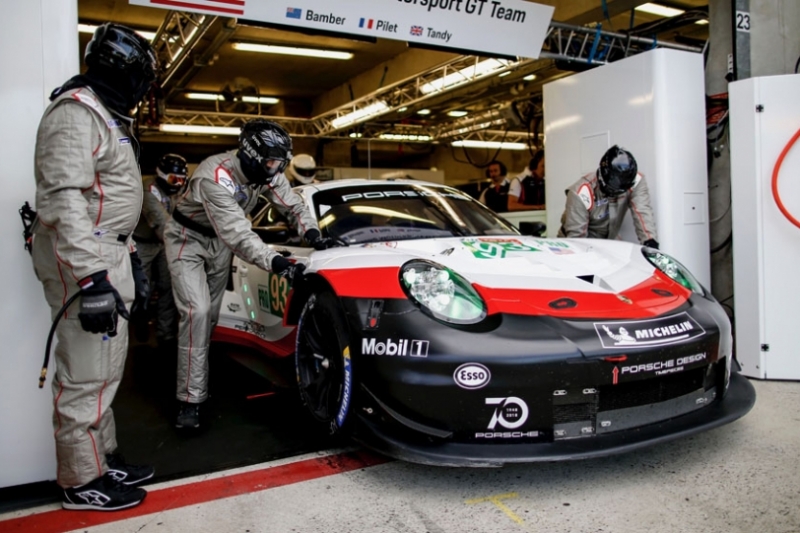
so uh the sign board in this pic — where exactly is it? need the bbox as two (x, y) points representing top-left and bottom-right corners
(130, 0), (554, 59)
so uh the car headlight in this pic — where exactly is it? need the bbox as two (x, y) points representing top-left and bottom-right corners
(400, 260), (487, 324)
(642, 248), (704, 295)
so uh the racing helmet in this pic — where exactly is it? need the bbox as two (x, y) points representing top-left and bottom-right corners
(237, 119), (293, 185)
(286, 153), (317, 184)
(84, 23), (159, 104)
(598, 145), (638, 196)
(156, 153), (188, 194)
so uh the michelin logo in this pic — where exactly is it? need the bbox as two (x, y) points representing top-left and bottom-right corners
(362, 338), (429, 357)
(594, 312), (705, 349)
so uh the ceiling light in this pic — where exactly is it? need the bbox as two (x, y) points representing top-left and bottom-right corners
(379, 133), (432, 141)
(421, 59), (511, 95)
(397, 107), (408, 113)
(159, 124), (240, 135)
(498, 71), (512, 78)
(79, 23), (156, 41)
(695, 19), (709, 25)
(417, 109), (431, 115)
(452, 140), (527, 150)
(232, 42), (353, 60)
(185, 92), (279, 105)
(349, 132), (363, 138)
(635, 3), (684, 17)
(523, 74), (537, 81)
(447, 110), (468, 118)
(330, 101), (389, 129)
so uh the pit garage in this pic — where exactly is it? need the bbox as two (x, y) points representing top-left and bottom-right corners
(1, 0), (799, 531)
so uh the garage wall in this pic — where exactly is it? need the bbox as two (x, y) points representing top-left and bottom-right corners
(0, 0), (78, 488)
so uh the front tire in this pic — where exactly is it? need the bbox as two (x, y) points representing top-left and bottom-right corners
(295, 291), (354, 434)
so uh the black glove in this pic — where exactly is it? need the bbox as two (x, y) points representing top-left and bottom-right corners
(77, 271), (130, 337)
(271, 255), (307, 288)
(304, 228), (334, 251)
(130, 251), (150, 315)
(643, 239), (660, 250)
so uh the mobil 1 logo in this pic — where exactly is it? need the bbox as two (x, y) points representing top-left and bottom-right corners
(362, 337), (429, 357)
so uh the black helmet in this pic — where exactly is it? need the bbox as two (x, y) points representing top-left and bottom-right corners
(237, 119), (293, 185)
(156, 153), (188, 194)
(598, 146), (638, 196)
(85, 23), (158, 103)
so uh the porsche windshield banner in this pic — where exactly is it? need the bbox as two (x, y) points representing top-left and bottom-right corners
(129, 0), (554, 58)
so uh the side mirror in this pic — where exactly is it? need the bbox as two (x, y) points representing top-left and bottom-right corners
(519, 221), (546, 237)
(253, 226), (289, 244)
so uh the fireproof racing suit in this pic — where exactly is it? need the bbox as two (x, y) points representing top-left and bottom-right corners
(132, 177), (178, 341)
(163, 150), (318, 404)
(557, 171), (657, 244)
(31, 87), (140, 488)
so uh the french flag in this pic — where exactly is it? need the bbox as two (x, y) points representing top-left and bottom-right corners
(359, 18), (374, 29)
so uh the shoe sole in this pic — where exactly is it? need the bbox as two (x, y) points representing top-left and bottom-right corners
(62, 494), (146, 511)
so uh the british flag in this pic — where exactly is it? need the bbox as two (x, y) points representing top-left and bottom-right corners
(410, 25), (423, 36)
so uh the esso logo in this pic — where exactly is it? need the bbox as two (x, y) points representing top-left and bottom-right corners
(454, 363), (491, 390)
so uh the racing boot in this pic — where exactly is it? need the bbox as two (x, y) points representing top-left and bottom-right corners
(176, 401), (200, 429)
(62, 473), (146, 511)
(105, 453), (155, 486)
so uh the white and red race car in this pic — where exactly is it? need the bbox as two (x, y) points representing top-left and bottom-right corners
(214, 179), (755, 466)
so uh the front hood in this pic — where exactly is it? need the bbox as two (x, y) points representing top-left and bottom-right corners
(312, 236), (692, 319)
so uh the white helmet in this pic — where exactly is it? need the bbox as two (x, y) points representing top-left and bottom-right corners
(286, 153), (317, 184)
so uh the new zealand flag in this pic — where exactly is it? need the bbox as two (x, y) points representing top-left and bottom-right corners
(286, 7), (302, 19)
(410, 25), (423, 36)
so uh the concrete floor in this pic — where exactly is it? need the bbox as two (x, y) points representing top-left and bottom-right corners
(2, 378), (798, 533)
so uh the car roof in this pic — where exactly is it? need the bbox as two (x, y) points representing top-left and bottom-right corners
(295, 178), (452, 195)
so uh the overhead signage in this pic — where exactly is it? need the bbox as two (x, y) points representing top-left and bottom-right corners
(130, 0), (554, 58)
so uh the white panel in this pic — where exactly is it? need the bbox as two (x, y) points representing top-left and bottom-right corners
(0, 0), (79, 488)
(580, 132), (609, 174)
(543, 49), (710, 287)
(731, 74), (800, 380)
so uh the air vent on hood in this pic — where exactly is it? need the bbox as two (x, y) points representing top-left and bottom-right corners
(577, 275), (594, 284)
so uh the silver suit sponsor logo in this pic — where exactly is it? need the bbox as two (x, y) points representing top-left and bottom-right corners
(594, 312), (705, 348)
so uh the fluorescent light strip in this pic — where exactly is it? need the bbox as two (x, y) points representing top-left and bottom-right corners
(232, 42), (353, 60)
(421, 59), (511, 95)
(159, 124), (241, 135)
(417, 109), (431, 115)
(185, 92), (279, 104)
(379, 134), (432, 141)
(635, 3), (684, 17)
(452, 140), (527, 150)
(523, 74), (537, 81)
(447, 110), (468, 117)
(79, 23), (156, 41)
(331, 101), (389, 129)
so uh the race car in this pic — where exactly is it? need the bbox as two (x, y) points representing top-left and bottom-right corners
(213, 179), (756, 466)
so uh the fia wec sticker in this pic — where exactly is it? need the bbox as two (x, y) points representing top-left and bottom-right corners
(594, 312), (705, 349)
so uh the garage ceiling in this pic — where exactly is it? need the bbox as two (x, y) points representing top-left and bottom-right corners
(77, 0), (710, 147)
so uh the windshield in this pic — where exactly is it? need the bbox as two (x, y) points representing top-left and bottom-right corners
(312, 183), (519, 244)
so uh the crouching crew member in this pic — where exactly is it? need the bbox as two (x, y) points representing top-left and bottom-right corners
(164, 119), (333, 429)
(31, 23), (156, 512)
(132, 153), (187, 345)
(558, 145), (659, 248)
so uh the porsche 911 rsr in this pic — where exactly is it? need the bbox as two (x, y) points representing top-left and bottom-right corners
(214, 179), (756, 466)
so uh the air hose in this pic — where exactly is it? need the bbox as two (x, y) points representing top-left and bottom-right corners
(39, 292), (80, 388)
(771, 127), (800, 229)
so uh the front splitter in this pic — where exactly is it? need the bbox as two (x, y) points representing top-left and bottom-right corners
(351, 372), (757, 467)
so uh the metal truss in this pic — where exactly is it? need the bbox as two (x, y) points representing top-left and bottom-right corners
(145, 19), (703, 143)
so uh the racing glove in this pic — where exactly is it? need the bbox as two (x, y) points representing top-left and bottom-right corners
(130, 251), (150, 315)
(77, 271), (130, 337)
(271, 255), (307, 288)
(643, 239), (660, 250)
(304, 228), (334, 251)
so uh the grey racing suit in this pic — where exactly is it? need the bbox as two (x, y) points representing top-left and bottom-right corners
(557, 171), (657, 244)
(163, 150), (318, 404)
(133, 177), (178, 341)
(31, 87), (141, 488)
